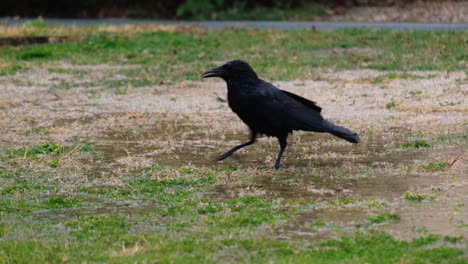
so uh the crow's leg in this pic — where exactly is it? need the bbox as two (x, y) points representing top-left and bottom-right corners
(216, 131), (257, 161)
(274, 137), (288, 169)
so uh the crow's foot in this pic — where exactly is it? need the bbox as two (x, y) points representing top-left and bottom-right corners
(215, 152), (232, 161)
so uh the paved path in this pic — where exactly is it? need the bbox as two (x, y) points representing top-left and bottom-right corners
(1, 18), (467, 31)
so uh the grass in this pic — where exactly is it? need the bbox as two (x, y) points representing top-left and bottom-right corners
(0, 25), (467, 263)
(1, 159), (463, 262)
(0, 229), (463, 263)
(0, 27), (466, 82)
(2, 143), (92, 159)
(364, 72), (429, 84)
(0, 166), (463, 263)
(47, 67), (85, 76)
(404, 192), (431, 202)
(408, 90), (422, 96)
(366, 200), (390, 209)
(434, 132), (468, 144)
(444, 236), (464, 243)
(0, 161), (464, 262)
(307, 219), (341, 230)
(386, 101), (398, 109)
(0, 64), (25, 76)
(368, 213), (401, 224)
(0, 141), (94, 168)
(418, 161), (448, 171)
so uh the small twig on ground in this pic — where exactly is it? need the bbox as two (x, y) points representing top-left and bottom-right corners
(48, 90), (63, 100)
(447, 143), (465, 168)
(214, 93), (226, 103)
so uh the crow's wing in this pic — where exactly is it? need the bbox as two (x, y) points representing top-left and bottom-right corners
(280, 90), (322, 113)
(247, 81), (325, 133)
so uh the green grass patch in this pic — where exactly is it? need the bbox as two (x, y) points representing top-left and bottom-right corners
(404, 192), (430, 202)
(143, 164), (164, 174)
(434, 132), (468, 144)
(2, 143), (91, 159)
(307, 219), (341, 230)
(66, 215), (130, 239)
(1, 178), (53, 196)
(418, 161), (448, 171)
(204, 197), (288, 228)
(0, 141), (94, 167)
(1, 28), (467, 81)
(77, 168), (215, 210)
(40, 196), (82, 209)
(5, 144), (61, 157)
(0, 64), (25, 76)
(410, 234), (441, 246)
(15, 46), (55, 60)
(443, 235), (464, 243)
(0, 229), (462, 263)
(365, 72), (427, 84)
(386, 101), (398, 109)
(214, 164), (240, 172)
(368, 213), (401, 224)
(0, 168), (28, 179)
(47, 67), (75, 74)
(408, 90), (422, 96)
(0, 194), (80, 213)
(309, 219), (328, 228)
(366, 200), (390, 209)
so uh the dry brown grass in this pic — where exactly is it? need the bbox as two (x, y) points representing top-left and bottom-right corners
(0, 24), (184, 38)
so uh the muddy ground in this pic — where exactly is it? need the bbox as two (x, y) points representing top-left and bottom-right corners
(0, 65), (467, 245)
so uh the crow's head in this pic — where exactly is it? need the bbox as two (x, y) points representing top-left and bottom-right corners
(201, 60), (258, 81)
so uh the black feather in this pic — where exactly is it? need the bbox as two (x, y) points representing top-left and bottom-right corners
(281, 90), (322, 113)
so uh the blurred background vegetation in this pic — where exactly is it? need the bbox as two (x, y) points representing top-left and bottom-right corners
(0, 0), (438, 20)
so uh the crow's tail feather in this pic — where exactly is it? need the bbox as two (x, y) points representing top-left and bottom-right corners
(322, 120), (360, 143)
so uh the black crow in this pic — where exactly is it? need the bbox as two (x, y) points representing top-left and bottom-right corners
(202, 60), (360, 169)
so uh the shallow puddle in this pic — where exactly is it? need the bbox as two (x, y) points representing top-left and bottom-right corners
(88, 123), (420, 172)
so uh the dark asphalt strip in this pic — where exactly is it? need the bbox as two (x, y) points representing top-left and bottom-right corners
(1, 18), (467, 31)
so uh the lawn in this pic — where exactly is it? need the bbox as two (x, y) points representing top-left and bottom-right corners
(0, 23), (467, 263)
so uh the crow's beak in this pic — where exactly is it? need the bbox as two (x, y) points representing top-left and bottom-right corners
(201, 66), (224, 78)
